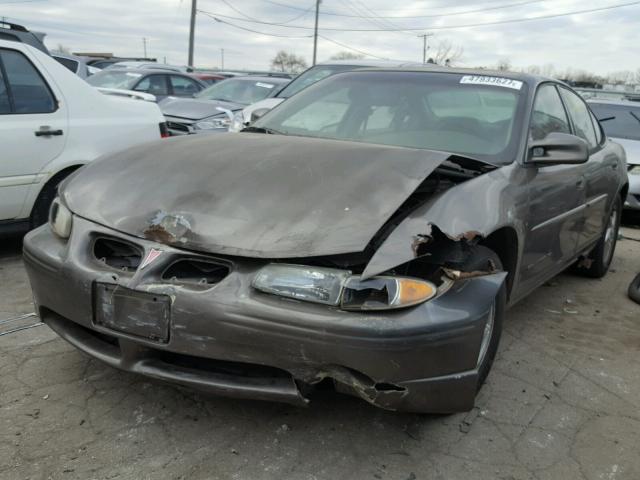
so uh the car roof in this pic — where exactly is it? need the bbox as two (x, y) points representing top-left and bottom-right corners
(97, 68), (195, 76)
(316, 59), (422, 68)
(337, 65), (561, 88)
(586, 98), (640, 107)
(228, 75), (289, 84)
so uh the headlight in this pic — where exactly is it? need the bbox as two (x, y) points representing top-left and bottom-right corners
(628, 165), (640, 175)
(49, 197), (72, 239)
(253, 264), (349, 306)
(252, 264), (437, 310)
(194, 115), (231, 131)
(228, 111), (246, 133)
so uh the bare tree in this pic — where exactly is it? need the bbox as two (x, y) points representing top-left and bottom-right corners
(270, 51), (308, 73)
(495, 58), (512, 71)
(330, 51), (364, 60)
(56, 43), (71, 55)
(607, 70), (635, 85)
(431, 39), (463, 66)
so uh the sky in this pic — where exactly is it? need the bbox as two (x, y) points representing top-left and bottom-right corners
(1, 0), (639, 76)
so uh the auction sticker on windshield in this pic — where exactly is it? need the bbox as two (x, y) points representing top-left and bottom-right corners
(256, 82), (275, 89)
(460, 75), (523, 90)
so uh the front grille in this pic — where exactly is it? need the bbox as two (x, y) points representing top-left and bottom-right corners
(162, 259), (230, 288)
(93, 237), (143, 272)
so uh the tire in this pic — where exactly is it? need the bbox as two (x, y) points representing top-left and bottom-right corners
(29, 175), (65, 230)
(457, 245), (506, 390)
(580, 196), (621, 278)
(629, 273), (640, 305)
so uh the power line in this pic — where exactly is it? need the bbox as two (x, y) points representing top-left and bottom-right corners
(218, 0), (314, 24)
(199, 12), (313, 38)
(254, 0), (550, 19)
(318, 34), (390, 60)
(198, 2), (640, 32)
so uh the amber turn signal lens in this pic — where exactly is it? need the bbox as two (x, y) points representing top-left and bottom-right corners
(395, 278), (436, 306)
(340, 276), (437, 310)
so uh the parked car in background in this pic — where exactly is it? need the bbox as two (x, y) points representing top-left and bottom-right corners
(87, 69), (206, 102)
(160, 75), (288, 135)
(24, 68), (627, 413)
(0, 21), (48, 54)
(229, 59), (419, 132)
(589, 99), (640, 210)
(192, 72), (226, 86)
(106, 61), (193, 73)
(0, 39), (167, 235)
(52, 53), (94, 79)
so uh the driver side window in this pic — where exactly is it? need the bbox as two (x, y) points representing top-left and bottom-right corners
(530, 84), (570, 141)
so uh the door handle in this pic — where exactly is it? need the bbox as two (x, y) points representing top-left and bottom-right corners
(575, 179), (585, 190)
(34, 128), (63, 137)
(611, 163), (618, 170)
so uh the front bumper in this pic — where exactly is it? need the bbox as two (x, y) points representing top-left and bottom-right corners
(23, 217), (505, 413)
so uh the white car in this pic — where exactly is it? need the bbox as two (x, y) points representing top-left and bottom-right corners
(0, 40), (167, 234)
(229, 59), (421, 132)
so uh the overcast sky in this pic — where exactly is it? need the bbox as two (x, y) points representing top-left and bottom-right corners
(2, 0), (639, 75)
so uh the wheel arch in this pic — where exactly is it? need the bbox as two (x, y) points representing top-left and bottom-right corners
(479, 226), (519, 301)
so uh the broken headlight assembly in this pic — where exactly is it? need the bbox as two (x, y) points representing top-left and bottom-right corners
(49, 197), (73, 239)
(252, 264), (437, 310)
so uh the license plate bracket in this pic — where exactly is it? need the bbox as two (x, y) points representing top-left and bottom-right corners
(93, 283), (171, 343)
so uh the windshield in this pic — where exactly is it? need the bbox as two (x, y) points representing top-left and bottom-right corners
(255, 71), (526, 163)
(87, 70), (142, 89)
(276, 64), (360, 99)
(195, 78), (279, 104)
(589, 103), (640, 141)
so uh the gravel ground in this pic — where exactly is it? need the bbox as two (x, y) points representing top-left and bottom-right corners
(1, 226), (639, 480)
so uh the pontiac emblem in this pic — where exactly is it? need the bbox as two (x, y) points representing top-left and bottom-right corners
(140, 248), (163, 269)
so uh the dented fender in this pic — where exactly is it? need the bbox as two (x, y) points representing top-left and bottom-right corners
(362, 167), (528, 279)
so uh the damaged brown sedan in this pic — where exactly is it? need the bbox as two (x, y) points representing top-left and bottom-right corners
(24, 68), (628, 413)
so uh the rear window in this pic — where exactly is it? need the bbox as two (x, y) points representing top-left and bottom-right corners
(87, 71), (142, 89)
(589, 103), (640, 141)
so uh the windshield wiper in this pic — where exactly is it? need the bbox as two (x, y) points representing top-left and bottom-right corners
(242, 126), (283, 135)
(598, 115), (616, 122)
(629, 110), (640, 125)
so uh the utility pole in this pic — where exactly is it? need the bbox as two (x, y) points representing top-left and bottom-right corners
(220, 48), (224, 70)
(417, 33), (433, 64)
(142, 37), (148, 58)
(188, 0), (197, 67)
(312, 0), (320, 65)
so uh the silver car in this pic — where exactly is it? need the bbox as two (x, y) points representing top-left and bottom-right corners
(589, 100), (640, 210)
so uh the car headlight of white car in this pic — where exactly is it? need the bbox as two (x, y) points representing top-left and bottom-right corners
(49, 197), (73, 239)
(193, 114), (232, 131)
(628, 165), (640, 175)
(252, 264), (437, 310)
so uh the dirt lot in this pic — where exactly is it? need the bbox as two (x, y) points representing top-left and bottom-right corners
(1, 226), (639, 480)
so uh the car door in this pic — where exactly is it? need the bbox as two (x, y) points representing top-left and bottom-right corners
(0, 47), (67, 221)
(519, 83), (585, 290)
(169, 75), (202, 97)
(134, 74), (170, 101)
(558, 87), (614, 252)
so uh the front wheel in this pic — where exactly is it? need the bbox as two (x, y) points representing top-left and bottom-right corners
(580, 196), (621, 278)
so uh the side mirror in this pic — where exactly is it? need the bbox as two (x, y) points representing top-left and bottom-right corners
(250, 107), (271, 123)
(527, 132), (589, 166)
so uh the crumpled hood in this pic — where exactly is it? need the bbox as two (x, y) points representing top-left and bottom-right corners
(62, 133), (453, 258)
(159, 97), (243, 120)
